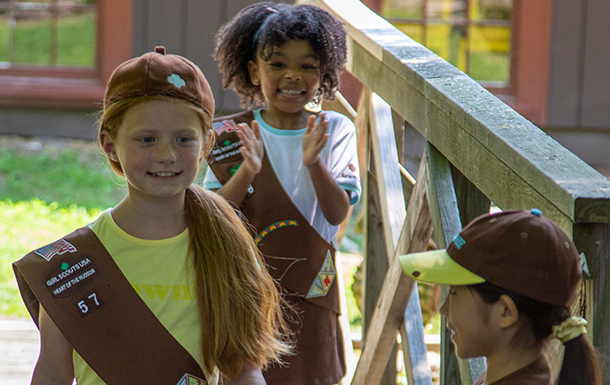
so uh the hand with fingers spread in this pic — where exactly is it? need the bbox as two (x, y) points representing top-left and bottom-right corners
(302, 113), (328, 167)
(237, 121), (264, 176)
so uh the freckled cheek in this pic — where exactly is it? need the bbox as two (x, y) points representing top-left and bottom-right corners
(178, 149), (205, 165)
(116, 151), (147, 166)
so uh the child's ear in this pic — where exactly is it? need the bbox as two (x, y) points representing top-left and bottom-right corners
(495, 294), (520, 329)
(248, 60), (260, 86)
(100, 131), (119, 162)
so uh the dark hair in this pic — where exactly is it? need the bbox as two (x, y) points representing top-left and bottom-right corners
(214, 1), (347, 107)
(471, 282), (601, 385)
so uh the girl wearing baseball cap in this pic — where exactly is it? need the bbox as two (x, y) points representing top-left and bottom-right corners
(400, 209), (601, 385)
(17, 47), (291, 385)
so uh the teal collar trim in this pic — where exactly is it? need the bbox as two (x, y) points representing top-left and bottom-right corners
(254, 109), (307, 136)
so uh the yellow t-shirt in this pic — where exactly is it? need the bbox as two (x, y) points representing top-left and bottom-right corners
(72, 209), (219, 385)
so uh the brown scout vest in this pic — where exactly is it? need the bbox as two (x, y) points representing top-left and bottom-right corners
(207, 111), (340, 313)
(208, 111), (346, 384)
(13, 227), (209, 385)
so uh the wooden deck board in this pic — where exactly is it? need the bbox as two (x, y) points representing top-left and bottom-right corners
(0, 318), (39, 385)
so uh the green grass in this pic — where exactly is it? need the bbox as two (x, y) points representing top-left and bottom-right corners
(0, 146), (125, 209)
(0, 12), (96, 66)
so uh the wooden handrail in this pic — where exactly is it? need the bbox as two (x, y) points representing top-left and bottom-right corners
(301, 0), (610, 384)
(309, 0), (610, 230)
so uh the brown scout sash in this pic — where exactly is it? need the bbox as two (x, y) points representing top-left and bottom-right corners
(208, 111), (340, 315)
(13, 226), (208, 385)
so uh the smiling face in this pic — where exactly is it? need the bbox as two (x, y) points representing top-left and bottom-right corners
(440, 285), (499, 359)
(248, 39), (321, 119)
(101, 98), (206, 204)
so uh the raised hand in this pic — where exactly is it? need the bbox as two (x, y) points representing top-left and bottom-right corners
(237, 120), (264, 175)
(302, 112), (328, 167)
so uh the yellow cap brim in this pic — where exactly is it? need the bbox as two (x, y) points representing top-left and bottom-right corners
(399, 249), (485, 285)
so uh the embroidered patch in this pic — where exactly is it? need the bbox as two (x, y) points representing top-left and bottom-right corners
(306, 250), (336, 298)
(176, 373), (207, 385)
(215, 119), (240, 136)
(46, 255), (98, 298)
(209, 131), (242, 163)
(34, 239), (77, 262)
(255, 220), (299, 245)
(167, 73), (186, 88)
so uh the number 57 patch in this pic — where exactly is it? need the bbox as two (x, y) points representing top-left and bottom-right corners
(74, 292), (104, 318)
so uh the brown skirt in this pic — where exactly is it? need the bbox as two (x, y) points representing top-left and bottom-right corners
(264, 296), (346, 385)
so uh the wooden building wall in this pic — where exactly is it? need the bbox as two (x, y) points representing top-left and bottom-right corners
(548, 0), (610, 129)
(131, 0), (285, 116)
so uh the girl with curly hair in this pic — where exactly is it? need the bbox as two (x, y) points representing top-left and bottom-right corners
(205, 2), (361, 384)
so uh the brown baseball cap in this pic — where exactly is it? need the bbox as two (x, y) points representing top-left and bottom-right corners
(399, 209), (582, 307)
(103, 46), (214, 117)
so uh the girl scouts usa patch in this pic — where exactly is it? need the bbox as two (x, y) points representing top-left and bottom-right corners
(209, 123), (242, 163)
(45, 254), (97, 298)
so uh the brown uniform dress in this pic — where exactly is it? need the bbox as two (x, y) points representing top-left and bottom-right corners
(208, 112), (346, 385)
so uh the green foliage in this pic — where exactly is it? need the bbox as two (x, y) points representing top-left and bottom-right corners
(0, 200), (101, 317)
(0, 147), (126, 210)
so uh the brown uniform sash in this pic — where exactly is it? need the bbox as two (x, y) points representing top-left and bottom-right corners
(13, 226), (208, 385)
(208, 111), (339, 315)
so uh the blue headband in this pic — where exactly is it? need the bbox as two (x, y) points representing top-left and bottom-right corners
(252, 7), (278, 51)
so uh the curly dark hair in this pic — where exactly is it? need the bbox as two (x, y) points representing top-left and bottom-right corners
(214, 1), (347, 108)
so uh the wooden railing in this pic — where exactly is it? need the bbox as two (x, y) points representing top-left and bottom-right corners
(305, 0), (610, 384)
